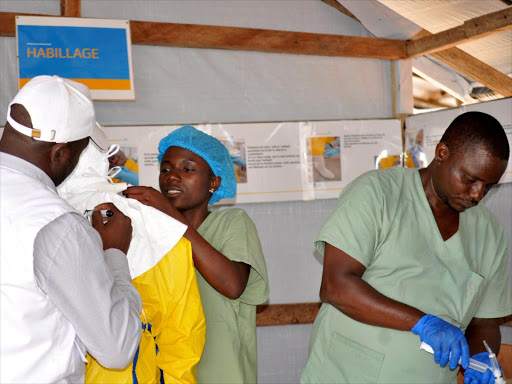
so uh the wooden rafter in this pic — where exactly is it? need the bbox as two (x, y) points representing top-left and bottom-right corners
(407, 7), (512, 57)
(129, 20), (406, 59)
(322, 1), (512, 97)
(60, 0), (81, 18)
(321, 0), (360, 22)
(0, 11), (405, 59)
(0, 12), (40, 37)
(411, 29), (512, 97)
(0, 6), (511, 96)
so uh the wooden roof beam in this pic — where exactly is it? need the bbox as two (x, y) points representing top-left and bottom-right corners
(321, 0), (360, 22)
(411, 29), (512, 97)
(0, 12), (45, 37)
(2, 8), (510, 96)
(61, 0), (81, 18)
(0, 11), (405, 59)
(407, 7), (512, 57)
(321, 2), (512, 97)
(129, 20), (406, 59)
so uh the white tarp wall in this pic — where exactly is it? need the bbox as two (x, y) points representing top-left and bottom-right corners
(1, 1), (510, 382)
(0, 0), (394, 306)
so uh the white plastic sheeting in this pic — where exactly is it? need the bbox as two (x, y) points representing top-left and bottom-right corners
(338, 0), (477, 103)
(0, 0), (392, 302)
(257, 324), (313, 383)
(0, 0), (395, 126)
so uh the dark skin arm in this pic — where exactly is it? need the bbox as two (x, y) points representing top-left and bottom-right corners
(459, 318), (502, 375)
(320, 243), (425, 330)
(322, 243), (504, 357)
(464, 317), (502, 355)
(123, 186), (250, 300)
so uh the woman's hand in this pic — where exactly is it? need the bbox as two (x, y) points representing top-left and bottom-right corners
(123, 186), (186, 222)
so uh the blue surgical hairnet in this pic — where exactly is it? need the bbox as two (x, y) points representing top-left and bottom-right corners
(158, 125), (237, 205)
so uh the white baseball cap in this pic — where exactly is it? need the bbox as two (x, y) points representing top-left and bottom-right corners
(6, 75), (109, 151)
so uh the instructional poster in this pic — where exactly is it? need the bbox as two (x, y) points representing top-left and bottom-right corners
(405, 98), (512, 183)
(103, 119), (402, 204)
(306, 120), (402, 200)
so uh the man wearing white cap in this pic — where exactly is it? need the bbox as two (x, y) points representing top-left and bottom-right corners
(0, 75), (142, 383)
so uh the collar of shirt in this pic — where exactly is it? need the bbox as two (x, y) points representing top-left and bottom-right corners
(0, 152), (56, 192)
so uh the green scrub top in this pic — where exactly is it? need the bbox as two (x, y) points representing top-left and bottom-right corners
(301, 168), (512, 384)
(196, 208), (269, 384)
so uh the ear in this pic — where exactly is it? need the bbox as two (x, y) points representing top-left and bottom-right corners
(434, 142), (450, 163)
(210, 175), (221, 191)
(49, 143), (72, 167)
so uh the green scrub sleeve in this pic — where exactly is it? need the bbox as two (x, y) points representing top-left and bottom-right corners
(473, 227), (512, 318)
(218, 210), (270, 306)
(315, 171), (384, 268)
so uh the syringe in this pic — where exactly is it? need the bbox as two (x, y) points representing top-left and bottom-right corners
(483, 340), (506, 384)
(419, 342), (490, 373)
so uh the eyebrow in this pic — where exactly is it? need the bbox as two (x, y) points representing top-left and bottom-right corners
(161, 159), (197, 165)
(464, 172), (482, 181)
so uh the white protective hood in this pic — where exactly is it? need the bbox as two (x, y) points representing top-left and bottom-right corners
(58, 142), (187, 279)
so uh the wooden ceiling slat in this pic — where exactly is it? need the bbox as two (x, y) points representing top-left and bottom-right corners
(0, 12), (405, 59)
(410, 29), (512, 97)
(129, 20), (406, 59)
(1, 6), (511, 96)
(60, 0), (81, 18)
(407, 7), (512, 57)
(321, 2), (512, 97)
(431, 48), (512, 97)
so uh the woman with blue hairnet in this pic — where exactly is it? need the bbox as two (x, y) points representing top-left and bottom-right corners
(124, 125), (269, 384)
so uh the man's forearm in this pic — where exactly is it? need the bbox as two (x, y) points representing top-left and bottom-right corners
(464, 318), (501, 355)
(321, 273), (424, 331)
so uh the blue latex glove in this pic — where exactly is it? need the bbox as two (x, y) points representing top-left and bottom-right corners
(464, 352), (497, 384)
(116, 166), (139, 186)
(230, 155), (247, 168)
(412, 314), (470, 370)
(324, 147), (340, 158)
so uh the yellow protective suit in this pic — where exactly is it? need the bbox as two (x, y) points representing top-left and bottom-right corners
(85, 238), (206, 384)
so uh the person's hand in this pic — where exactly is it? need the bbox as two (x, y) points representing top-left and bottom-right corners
(123, 186), (186, 223)
(412, 314), (470, 370)
(91, 203), (132, 254)
(464, 352), (496, 384)
(109, 150), (127, 168)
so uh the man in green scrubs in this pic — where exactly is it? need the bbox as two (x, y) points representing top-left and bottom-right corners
(301, 112), (511, 383)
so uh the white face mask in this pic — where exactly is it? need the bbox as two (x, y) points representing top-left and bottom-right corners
(57, 142), (127, 198)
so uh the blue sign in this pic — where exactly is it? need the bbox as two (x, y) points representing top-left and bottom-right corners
(17, 24), (131, 91)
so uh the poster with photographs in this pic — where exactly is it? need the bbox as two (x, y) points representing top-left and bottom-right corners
(305, 119), (402, 200)
(406, 98), (512, 183)
(102, 119), (402, 204)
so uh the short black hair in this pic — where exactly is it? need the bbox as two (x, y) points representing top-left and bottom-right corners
(440, 111), (510, 160)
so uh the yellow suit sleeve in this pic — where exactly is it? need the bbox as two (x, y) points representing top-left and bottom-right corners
(155, 238), (206, 384)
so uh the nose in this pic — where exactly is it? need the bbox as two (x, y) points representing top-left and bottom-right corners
(470, 182), (486, 202)
(169, 168), (181, 182)
(162, 168), (181, 184)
